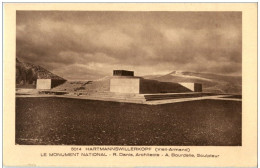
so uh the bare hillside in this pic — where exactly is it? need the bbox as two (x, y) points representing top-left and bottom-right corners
(16, 58), (65, 86)
(51, 77), (112, 93)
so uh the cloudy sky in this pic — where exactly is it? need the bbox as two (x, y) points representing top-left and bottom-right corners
(17, 11), (241, 80)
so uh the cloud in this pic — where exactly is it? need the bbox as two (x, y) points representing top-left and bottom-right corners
(16, 11), (242, 80)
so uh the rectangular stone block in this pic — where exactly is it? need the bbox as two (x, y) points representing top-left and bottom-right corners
(178, 82), (202, 92)
(194, 83), (203, 92)
(36, 79), (52, 90)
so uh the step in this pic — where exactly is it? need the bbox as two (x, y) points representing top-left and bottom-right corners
(143, 93), (220, 101)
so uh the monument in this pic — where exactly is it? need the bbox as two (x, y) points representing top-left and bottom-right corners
(110, 70), (140, 93)
(109, 70), (202, 94)
(36, 79), (66, 90)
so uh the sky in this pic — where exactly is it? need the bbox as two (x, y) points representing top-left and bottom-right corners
(16, 11), (242, 80)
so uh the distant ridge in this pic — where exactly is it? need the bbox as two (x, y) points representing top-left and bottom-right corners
(16, 58), (66, 85)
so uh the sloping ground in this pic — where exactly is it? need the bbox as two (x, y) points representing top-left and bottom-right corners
(52, 77), (111, 93)
(151, 71), (241, 94)
(16, 58), (65, 86)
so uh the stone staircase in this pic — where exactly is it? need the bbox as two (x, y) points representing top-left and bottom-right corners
(84, 92), (221, 103)
(85, 92), (146, 103)
(143, 92), (219, 101)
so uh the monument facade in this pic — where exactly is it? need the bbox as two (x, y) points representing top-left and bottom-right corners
(110, 70), (139, 93)
(109, 70), (202, 94)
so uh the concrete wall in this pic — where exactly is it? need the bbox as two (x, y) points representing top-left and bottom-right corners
(36, 79), (51, 90)
(110, 78), (140, 93)
(139, 79), (192, 94)
(178, 83), (202, 92)
(51, 79), (66, 88)
(194, 83), (203, 92)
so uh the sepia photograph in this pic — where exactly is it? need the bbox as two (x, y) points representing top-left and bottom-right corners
(3, 2), (258, 168)
(15, 10), (242, 146)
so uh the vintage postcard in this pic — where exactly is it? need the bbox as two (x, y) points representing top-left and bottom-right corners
(3, 3), (257, 168)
